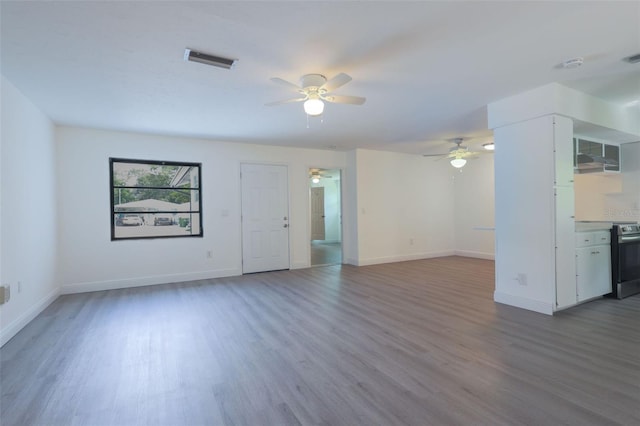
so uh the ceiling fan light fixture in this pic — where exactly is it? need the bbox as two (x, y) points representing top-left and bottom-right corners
(483, 142), (495, 150)
(304, 97), (324, 116)
(450, 158), (467, 168)
(268, 73), (364, 115)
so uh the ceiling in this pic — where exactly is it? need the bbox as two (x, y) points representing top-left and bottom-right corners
(1, 1), (639, 155)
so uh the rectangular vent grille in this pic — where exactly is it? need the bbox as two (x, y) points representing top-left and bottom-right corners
(184, 49), (236, 69)
(624, 53), (640, 64)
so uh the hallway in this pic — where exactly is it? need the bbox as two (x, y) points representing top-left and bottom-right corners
(310, 241), (342, 266)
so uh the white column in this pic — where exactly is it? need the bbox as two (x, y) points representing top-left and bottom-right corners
(492, 115), (574, 314)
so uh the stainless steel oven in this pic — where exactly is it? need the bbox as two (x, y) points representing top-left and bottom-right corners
(611, 224), (640, 299)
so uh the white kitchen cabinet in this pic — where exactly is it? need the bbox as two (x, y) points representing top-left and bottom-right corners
(555, 127), (575, 186)
(575, 231), (611, 302)
(574, 138), (620, 173)
(554, 116), (577, 310)
(555, 186), (576, 309)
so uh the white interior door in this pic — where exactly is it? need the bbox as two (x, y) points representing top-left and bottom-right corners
(310, 187), (325, 240)
(241, 164), (290, 273)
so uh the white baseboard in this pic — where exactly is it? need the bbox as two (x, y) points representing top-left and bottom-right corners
(454, 250), (495, 260)
(355, 250), (456, 266)
(1, 288), (60, 347)
(494, 291), (554, 315)
(60, 268), (242, 294)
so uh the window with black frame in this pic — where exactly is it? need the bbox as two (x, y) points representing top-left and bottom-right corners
(110, 158), (202, 240)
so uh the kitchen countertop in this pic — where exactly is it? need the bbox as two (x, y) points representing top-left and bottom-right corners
(575, 222), (613, 232)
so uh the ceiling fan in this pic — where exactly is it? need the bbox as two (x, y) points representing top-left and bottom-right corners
(266, 73), (366, 116)
(309, 168), (332, 183)
(423, 138), (493, 168)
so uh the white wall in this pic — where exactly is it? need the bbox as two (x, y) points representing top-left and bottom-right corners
(343, 151), (359, 264)
(1, 76), (59, 346)
(56, 126), (347, 293)
(56, 133), (471, 290)
(453, 153), (495, 259)
(574, 173), (624, 221)
(352, 149), (456, 266)
(493, 115), (559, 315)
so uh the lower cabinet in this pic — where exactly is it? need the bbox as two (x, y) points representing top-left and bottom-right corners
(575, 231), (611, 302)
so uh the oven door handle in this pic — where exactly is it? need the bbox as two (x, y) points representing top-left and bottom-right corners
(619, 235), (640, 243)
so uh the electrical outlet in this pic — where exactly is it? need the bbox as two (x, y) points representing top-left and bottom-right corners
(517, 273), (527, 286)
(409, 238), (414, 245)
(0, 285), (10, 304)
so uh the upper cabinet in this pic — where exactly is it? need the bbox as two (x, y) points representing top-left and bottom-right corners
(574, 137), (620, 174)
(554, 117), (575, 186)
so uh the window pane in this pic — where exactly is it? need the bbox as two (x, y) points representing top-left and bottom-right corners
(112, 163), (199, 188)
(113, 212), (201, 239)
(114, 188), (199, 212)
(111, 158), (202, 240)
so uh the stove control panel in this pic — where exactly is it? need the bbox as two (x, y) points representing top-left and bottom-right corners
(619, 224), (640, 235)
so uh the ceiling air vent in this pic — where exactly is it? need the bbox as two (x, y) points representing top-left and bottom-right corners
(184, 48), (236, 69)
(624, 53), (640, 64)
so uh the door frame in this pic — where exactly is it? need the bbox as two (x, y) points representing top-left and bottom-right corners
(239, 161), (292, 274)
(307, 165), (344, 266)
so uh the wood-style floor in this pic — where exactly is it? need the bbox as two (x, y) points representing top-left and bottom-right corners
(310, 241), (342, 266)
(1, 256), (639, 426)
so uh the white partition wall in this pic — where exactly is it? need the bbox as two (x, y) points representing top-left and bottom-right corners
(1, 77), (59, 346)
(492, 115), (573, 314)
(489, 83), (640, 315)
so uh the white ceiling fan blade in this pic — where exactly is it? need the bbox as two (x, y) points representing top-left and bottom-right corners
(265, 97), (306, 107)
(324, 95), (366, 105)
(461, 152), (481, 159)
(270, 77), (302, 91)
(321, 73), (352, 92)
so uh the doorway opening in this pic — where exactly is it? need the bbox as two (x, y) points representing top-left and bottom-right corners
(309, 168), (342, 266)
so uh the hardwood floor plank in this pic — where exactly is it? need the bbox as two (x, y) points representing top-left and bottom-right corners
(1, 256), (639, 425)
